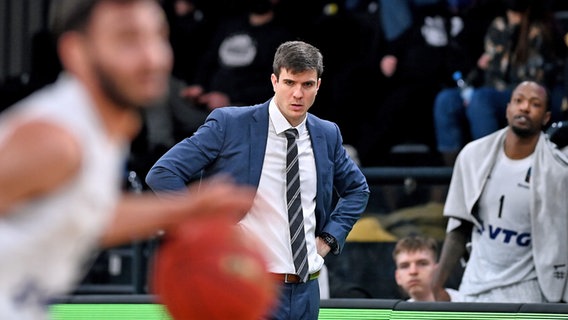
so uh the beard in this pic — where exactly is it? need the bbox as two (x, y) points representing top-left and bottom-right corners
(511, 124), (538, 138)
(90, 56), (168, 111)
(93, 63), (144, 111)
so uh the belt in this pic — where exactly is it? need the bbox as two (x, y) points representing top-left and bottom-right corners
(271, 271), (320, 284)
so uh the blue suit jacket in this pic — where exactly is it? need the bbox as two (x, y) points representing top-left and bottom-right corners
(146, 100), (369, 252)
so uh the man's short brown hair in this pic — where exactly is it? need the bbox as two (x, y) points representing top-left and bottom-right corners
(392, 235), (438, 263)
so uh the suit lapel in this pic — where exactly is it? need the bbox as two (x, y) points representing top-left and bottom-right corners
(307, 115), (327, 211)
(249, 103), (270, 187)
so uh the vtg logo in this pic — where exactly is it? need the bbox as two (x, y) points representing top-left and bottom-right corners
(476, 223), (531, 247)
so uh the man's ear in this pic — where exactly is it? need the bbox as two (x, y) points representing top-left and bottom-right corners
(543, 111), (551, 127)
(57, 32), (88, 76)
(271, 73), (278, 91)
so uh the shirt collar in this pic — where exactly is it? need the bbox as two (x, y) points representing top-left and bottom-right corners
(269, 98), (307, 135)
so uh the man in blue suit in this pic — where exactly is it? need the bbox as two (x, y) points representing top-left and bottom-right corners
(146, 40), (369, 319)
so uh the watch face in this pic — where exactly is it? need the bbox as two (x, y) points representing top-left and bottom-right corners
(323, 234), (339, 254)
(323, 233), (336, 248)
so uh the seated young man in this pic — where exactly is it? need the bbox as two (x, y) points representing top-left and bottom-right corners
(393, 235), (460, 301)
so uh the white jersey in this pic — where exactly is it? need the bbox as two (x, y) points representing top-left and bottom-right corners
(0, 74), (126, 319)
(459, 149), (536, 296)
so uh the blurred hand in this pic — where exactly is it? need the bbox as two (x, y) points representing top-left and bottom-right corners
(174, 0), (194, 16)
(477, 53), (491, 70)
(506, 10), (522, 26)
(180, 85), (204, 99)
(181, 177), (255, 224)
(380, 55), (398, 77)
(316, 237), (331, 257)
(100, 176), (255, 247)
(199, 91), (231, 110)
(431, 263), (452, 301)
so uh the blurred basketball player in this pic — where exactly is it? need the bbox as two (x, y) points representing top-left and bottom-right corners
(0, 1), (254, 318)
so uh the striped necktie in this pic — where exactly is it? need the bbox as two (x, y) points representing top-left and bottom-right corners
(284, 128), (309, 282)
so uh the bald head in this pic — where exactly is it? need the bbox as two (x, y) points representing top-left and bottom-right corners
(513, 81), (549, 109)
(506, 81), (551, 137)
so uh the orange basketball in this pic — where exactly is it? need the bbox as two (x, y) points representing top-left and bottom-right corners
(151, 217), (277, 320)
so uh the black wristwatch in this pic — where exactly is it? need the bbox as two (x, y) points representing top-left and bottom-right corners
(320, 232), (339, 255)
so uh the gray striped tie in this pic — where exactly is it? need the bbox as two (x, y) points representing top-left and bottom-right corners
(284, 128), (309, 282)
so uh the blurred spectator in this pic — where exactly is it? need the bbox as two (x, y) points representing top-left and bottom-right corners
(433, 0), (566, 166)
(182, 0), (293, 110)
(356, 1), (463, 166)
(163, 0), (213, 85)
(379, 0), (445, 42)
(304, 2), (380, 145)
(393, 235), (460, 301)
(552, 1), (568, 120)
(433, 81), (568, 303)
(272, 0), (326, 41)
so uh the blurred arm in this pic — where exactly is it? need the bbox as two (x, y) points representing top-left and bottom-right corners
(432, 221), (471, 301)
(100, 178), (254, 247)
(0, 121), (81, 213)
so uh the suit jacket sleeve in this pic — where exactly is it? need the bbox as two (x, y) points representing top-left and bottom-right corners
(321, 123), (370, 254)
(145, 109), (227, 192)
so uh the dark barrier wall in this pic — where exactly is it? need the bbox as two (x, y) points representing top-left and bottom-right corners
(50, 296), (568, 320)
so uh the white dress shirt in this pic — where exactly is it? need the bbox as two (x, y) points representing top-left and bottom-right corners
(239, 99), (323, 275)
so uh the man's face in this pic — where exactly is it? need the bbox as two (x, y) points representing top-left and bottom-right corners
(506, 82), (551, 138)
(271, 68), (320, 127)
(395, 250), (437, 299)
(81, 0), (173, 109)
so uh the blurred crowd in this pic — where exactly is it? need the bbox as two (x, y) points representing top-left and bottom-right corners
(138, 0), (568, 174)
(2, 0), (568, 175)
